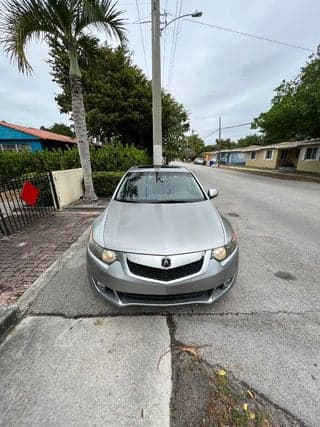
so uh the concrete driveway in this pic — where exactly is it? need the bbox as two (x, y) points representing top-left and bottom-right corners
(0, 164), (319, 426)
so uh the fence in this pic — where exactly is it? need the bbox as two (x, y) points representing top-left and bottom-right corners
(0, 173), (57, 237)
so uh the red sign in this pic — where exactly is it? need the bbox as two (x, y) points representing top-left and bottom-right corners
(20, 180), (40, 206)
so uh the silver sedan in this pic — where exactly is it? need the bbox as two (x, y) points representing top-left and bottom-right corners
(87, 165), (239, 306)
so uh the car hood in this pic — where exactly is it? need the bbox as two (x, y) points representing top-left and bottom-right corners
(99, 199), (226, 255)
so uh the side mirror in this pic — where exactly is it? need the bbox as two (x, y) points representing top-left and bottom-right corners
(208, 188), (218, 199)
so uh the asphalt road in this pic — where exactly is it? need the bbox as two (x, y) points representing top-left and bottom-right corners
(1, 165), (319, 426)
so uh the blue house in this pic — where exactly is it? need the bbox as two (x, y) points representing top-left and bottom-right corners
(0, 121), (76, 152)
(218, 150), (246, 165)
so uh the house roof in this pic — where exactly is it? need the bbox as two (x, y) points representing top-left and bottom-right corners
(219, 145), (262, 153)
(0, 121), (76, 144)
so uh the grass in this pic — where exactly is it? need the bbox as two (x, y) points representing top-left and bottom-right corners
(207, 374), (273, 427)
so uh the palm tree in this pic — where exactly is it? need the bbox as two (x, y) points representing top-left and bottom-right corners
(0, 0), (126, 201)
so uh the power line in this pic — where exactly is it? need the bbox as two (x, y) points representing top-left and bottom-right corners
(135, 0), (149, 76)
(185, 19), (313, 52)
(222, 122), (252, 130)
(161, 0), (169, 80)
(204, 122), (252, 139)
(167, 0), (182, 89)
(171, 0), (184, 79)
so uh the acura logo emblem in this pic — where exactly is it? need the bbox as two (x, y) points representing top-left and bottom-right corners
(161, 258), (171, 268)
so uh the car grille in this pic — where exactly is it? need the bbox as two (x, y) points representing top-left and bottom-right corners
(127, 258), (203, 281)
(117, 289), (212, 305)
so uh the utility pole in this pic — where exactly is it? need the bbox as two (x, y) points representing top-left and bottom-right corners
(218, 116), (222, 141)
(151, 0), (162, 164)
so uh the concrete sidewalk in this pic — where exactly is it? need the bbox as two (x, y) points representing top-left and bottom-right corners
(0, 316), (171, 427)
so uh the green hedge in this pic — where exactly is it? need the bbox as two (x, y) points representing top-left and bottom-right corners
(92, 171), (125, 197)
(0, 144), (150, 181)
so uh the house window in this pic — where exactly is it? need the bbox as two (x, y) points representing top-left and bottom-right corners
(250, 152), (256, 160)
(280, 150), (288, 160)
(16, 143), (32, 152)
(304, 147), (318, 160)
(0, 144), (16, 151)
(0, 143), (31, 152)
(265, 149), (273, 160)
(295, 149), (300, 159)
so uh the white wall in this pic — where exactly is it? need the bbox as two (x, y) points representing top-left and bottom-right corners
(52, 168), (83, 208)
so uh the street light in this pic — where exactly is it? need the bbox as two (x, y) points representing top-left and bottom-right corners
(151, 1), (203, 165)
(161, 10), (203, 32)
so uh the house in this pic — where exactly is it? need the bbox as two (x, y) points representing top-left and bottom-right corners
(217, 149), (247, 166)
(203, 149), (247, 166)
(245, 140), (320, 173)
(0, 121), (76, 152)
(214, 140), (320, 174)
(202, 151), (218, 164)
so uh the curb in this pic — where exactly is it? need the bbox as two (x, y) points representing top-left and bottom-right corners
(218, 166), (320, 183)
(63, 206), (105, 212)
(0, 305), (19, 341)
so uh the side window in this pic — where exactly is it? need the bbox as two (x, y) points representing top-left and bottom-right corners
(250, 152), (256, 160)
(265, 149), (273, 160)
(304, 147), (318, 160)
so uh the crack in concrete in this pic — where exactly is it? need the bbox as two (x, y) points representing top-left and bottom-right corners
(166, 313), (307, 426)
(27, 309), (319, 320)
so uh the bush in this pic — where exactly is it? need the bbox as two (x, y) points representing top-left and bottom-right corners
(0, 144), (150, 181)
(90, 144), (150, 172)
(92, 171), (125, 197)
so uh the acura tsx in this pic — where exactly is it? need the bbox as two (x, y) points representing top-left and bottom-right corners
(87, 165), (239, 306)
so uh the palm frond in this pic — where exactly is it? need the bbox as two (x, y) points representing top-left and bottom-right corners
(0, 0), (65, 73)
(75, 0), (127, 44)
(0, 0), (127, 74)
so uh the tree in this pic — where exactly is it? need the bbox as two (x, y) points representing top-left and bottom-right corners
(252, 55), (320, 143)
(41, 123), (74, 138)
(179, 133), (205, 160)
(214, 138), (236, 150)
(49, 35), (189, 158)
(162, 93), (189, 163)
(236, 134), (264, 147)
(0, 0), (125, 200)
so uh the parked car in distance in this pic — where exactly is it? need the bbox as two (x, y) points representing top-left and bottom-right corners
(87, 165), (239, 307)
(193, 157), (205, 165)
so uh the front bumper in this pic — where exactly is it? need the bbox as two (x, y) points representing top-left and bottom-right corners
(87, 247), (239, 307)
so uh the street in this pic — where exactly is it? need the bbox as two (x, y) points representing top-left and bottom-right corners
(1, 165), (319, 426)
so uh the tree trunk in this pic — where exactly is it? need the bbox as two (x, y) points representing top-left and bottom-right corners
(70, 75), (97, 201)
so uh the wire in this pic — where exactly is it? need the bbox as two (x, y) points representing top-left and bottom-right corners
(120, 1), (149, 5)
(167, 0), (183, 89)
(184, 19), (313, 52)
(167, 0), (179, 88)
(222, 122), (252, 130)
(162, 0), (169, 80)
(204, 122), (251, 139)
(135, 0), (149, 76)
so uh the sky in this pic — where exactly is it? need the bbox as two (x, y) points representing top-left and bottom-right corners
(0, 0), (319, 146)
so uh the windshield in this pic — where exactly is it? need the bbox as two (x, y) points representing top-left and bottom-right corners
(116, 171), (206, 203)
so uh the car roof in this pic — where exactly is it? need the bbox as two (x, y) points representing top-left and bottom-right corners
(128, 165), (191, 173)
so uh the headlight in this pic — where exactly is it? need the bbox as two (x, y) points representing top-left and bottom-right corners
(88, 229), (117, 264)
(211, 231), (237, 261)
